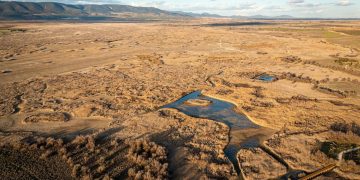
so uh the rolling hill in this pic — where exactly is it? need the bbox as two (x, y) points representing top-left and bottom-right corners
(0, 1), (187, 20)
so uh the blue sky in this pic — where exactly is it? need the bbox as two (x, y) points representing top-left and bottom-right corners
(11, 0), (360, 18)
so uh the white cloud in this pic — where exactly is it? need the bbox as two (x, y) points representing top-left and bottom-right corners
(336, 0), (354, 6)
(130, 1), (262, 12)
(288, 0), (304, 4)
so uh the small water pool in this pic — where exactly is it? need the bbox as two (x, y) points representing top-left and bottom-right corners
(256, 74), (277, 82)
(163, 91), (259, 129)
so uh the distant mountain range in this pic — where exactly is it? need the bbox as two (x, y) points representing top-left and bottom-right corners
(173, 11), (297, 19)
(0, 1), (187, 20)
(172, 11), (224, 18)
(1, 1), (357, 21)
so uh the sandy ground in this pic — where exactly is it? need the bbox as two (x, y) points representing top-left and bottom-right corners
(0, 19), (360, 179)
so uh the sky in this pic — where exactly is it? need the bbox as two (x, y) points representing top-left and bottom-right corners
(8, 0), (360, 18)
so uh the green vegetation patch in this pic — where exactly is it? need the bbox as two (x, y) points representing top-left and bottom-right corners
(327, 36), (360, 49)
(323, 31), (342, 38)
(334, 57), (359, 68)
(0, 29), (11, 36)
(0, 28), (27, 36)
(288, 29), (343, 39)
(320, 141), (360, 164)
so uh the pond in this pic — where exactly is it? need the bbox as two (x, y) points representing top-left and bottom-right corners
(255, 74), (277, 82)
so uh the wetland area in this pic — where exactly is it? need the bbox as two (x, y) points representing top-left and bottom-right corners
(1, 19), (360, 179)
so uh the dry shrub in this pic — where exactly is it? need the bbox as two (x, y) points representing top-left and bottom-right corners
(330, 122), (360, 136)
(61, 154), (68, 160)
(40, 149), (56, 159)
(352, 123), (360, 136)
(110, 138), (119, 147)
(128, 168), (137, 177)
(316, 86), (347, 98)
(280, 72), (316, 84)
(242, 106), (254, 112)
(158, 109), (186, 122)
(67, 157), (74, 167)
(56, 139), (64, 147)
(83, 153), (90, 163)
(291, 95), (318, 102)
(320, 141), (360, 164)
(251, 99), (274, 108)
(59, 147), (67, 156)
(97, 165), (106, 173)
(98, 156), (106, 164)
(320, 78), (330, 83)
(216, 89), (234, 95)
(72, 164), (81, 177)
(45, 137), (56, 148)
(23, 112), (70, 123)
(103, 174), (113, 180)
(36, 137), (46, 145)
(281, 55), (301, 63)
(81, 174), (93, 180)
(252, 88), (264, 98)
(95, 149), (101, 154)
(81, 166), (90, 176)
(257, 51), (268, 55)
(334, 57), (359, 66)
(72, 135), (87, 146)
(71, 135), (96, 151)
(86, 136), (96, 151)
(29, 144), (38, 150)
(127, 139), (168, 179)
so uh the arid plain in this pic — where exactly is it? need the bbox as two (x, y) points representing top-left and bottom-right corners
(1, 20), (360, 179)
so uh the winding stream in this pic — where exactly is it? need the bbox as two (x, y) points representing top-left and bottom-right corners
(163, 91), (275, 176)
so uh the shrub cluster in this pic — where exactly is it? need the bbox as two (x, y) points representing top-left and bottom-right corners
(281, 55), (301, 63)
(314, 85), (356, 97)
(303, 60), (360, 76)
(334, 57), (359, 67)
(320, 141), (360, 164)
(71, 135), (96, 152)
(330, 122), (360, 136)
(127, 139), (168, 179)
(252, 88), (264, 98)
(23, 112), (70, 123)
(280, 72), (318, 84)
